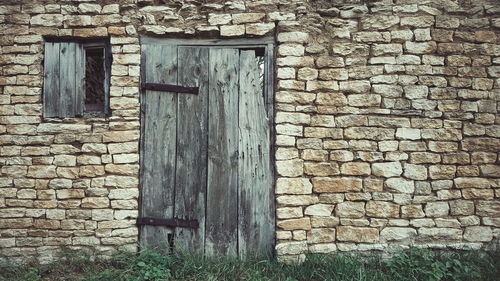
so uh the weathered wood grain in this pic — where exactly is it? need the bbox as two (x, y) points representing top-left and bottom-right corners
(174, 46), (209, 253)
(140, 44), (178, 252)
(206, 48), (239, 256)
(237, 50), (274, 258)
(74, 44), (85, 116)
(59, 42), (77, 117)
(43, 42), (60, 118)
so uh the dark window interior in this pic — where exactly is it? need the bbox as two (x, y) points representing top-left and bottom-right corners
(85, 48), (105, 112)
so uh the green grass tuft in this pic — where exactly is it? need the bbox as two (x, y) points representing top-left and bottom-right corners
(0, 247), (498, 281)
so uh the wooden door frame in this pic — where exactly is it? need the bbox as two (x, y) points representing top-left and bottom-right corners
(138, 37), (276, 255)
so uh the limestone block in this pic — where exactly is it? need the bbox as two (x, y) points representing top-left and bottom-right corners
(304, 204), (334, 216)
(335, 202), (365, 218)
(372, 85), (403, 98)
(277, 218), (311, 230)
(340, 5), (368, 18)
(304, 162), (339, 176)
(279, 44), (305, 57)
(276, 160), (303, 177)
(316, 93), (347, 106)
(104, 176), (138, 188)
(462, 138), (500, 152)
(339, 80), (371, 93)
(361, 15), (399, 30)
(74, 27), (108, 37)
(82, 197), (110, 208)
(372, 162), (402, 177)
(463, 226), (493, 242)
(277, 56), (314, 67)
(425, 202), (449, 217)
(312, 177), (362, 193)
(232, 13), (265, 24)
(80, 166), (105, 177)
(352, 31), (390, 43)
(30, 14), (63, 26)
(337, 226), (379, 243)
(246, 23), (274, 35)
(77, 155), (101, 165)
(108, 189), (138, 200)
(380, 227), (417, 241)
(480, 165), (500, 177)
(276, 241), (307, 255)
(102, 4), (119, 14)
(403, 164), (427, 180)
(297, 68), (318, 81)
(402, 205), (425, 218)
(400, 16), (434, 27)
(78, 3), (101, 13)
(418, 228), (462, 240)
(429, 165), (456, 179)
(363, 178), (383, 192)
(277, 207), (302, 219)
(277, 32), (309, 43)
(308, 228), (336, 244)
(366, 201), (399, 218)
(483, 217), (500, 227)
(340, 162), (370, 176)
(208, 14), (231, 25)
(304, 127), (342, 139)
(27, 165), (57, 178)
(309, 243), (337, 253)
(476, 201), (500, 216)
(111, 199), (137, 209)
(462, 189), (494, 200)
(436, 16), (460, 28)
(332, 43), (369, 56)
(92, 210), (114, 221)
(277, 68), (295, 79)
(410, 152), (441, 164)
(454, 177), (491, 189)
(55, 189), (84, 199)
(277, 195), (319, 206)
(348, 94), (381, 107)
(404, 41), (437, 54)
(276, 178), (312, 194)
(404, 85), (428, 99)
(103, 164), (138, 176)
(275, 112), (310, 125)
(302, 150), (328, 162)
(437, 190), (462, 200)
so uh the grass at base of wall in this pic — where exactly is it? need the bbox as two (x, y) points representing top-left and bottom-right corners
(1, 247), (498, 281)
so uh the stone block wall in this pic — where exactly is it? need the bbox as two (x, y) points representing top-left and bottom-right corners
(0, 0), (499, 263)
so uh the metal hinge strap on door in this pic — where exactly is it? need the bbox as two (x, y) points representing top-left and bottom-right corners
(142, 83), (198, 95)
(136, 217), (199, 229)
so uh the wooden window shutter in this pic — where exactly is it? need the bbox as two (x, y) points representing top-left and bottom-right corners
(43, 42), (85, 118)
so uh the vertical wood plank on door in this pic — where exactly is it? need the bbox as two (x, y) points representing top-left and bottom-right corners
(43, 42), (60, 118)
(238, 50), (273, 258)
(206, 48), (239, 256)
(174, 47), (209, 253)
(59, 42), (77, 117)
(140, 44), (178, 252)
(74, 44), (85, 116)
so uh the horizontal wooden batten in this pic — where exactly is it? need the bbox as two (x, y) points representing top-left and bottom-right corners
(142, 83), (199, 94)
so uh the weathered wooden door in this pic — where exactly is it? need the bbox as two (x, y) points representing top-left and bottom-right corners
(139, 40), (274, 258)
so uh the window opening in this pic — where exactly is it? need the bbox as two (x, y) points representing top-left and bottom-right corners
(85, 47), (106, 112)
(42, 38), (111, 118)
